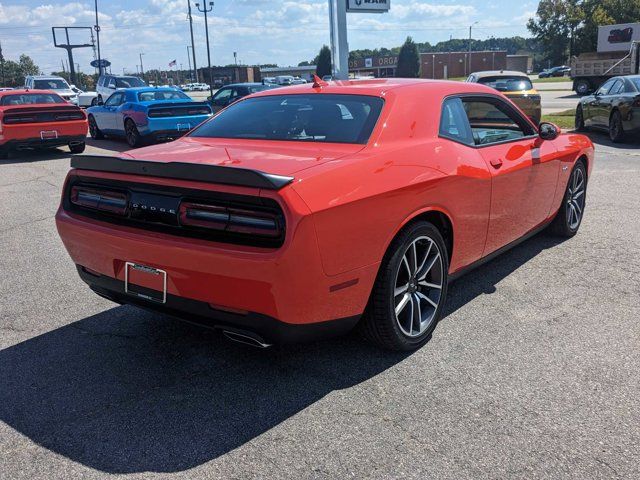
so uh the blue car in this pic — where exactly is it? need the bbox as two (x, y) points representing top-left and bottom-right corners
(86, 87), (213, 147)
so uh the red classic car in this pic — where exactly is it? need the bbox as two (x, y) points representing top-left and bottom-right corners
(56, 78), (594, 351)
(0, 89), (87, 159)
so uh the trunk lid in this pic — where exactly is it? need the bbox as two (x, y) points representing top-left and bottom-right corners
(121, 136), (365, 177)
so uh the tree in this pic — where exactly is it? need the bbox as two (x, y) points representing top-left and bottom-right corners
(315, 45), (332, 78)
(396, 36), (420, 78)
(0, 54), (40, 87)
(527, 0), (574, 65)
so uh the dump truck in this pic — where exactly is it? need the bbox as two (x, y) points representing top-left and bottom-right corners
(570, 41), (640, 95)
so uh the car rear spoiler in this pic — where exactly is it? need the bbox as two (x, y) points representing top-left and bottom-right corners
(70, 154), (294, 190)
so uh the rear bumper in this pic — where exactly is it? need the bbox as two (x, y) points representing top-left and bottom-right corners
(76, 265), (359, 344)
(0, 134), (85, 151)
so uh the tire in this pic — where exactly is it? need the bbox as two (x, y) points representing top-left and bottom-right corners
(88, 115), (104, 140)
(574, 79), (591, 96)
(97, 95), (103, 104)
(91, 97), (98, 106)
(575, 105), (586, 131)
(125, 119), (143, 148)
(549, 160), (587, 237)
(609, 110), (625, 143)
(69, 142), (85, 154)
(0, 150), (8, 160)
(360, 221), (449, 351)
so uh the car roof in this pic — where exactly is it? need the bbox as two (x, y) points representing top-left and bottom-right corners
(471, 71), (529, 78)
(0, 89), (59, 96)
(120, 87), (181, 93)
(249, 78), (499, 99)
(223, 83), (276, 87)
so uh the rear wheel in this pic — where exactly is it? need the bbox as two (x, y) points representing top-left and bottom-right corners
(360, 221), (448, 351)
(575, 105), (586, 131)
(90, 97), (98, 106)
(574, 79), (591, 96)
(88, 115), (104, 140)
(69, 142), (85, 154)
(609, 110), (625, 143)
(125, 119), (142, 148)
(549, 161), (587, 237)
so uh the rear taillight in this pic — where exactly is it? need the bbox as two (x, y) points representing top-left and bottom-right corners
(70, 186), (128, 216)
(633, 96), (640, 108)
(179, 201), (282, 238)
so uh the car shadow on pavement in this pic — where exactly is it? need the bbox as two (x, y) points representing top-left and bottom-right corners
(0, 231), (565, 474)
(0, 148), (73, 165)
(584, 131), (640, 150)
(85, 137), (131, 154)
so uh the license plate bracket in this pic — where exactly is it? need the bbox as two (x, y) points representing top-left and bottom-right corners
(124, 262), (167, 304)
(40, 130), (58, 140)
(176, 123), (191, 132)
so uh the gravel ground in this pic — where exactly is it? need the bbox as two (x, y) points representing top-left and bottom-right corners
(0, 132), (639, 479)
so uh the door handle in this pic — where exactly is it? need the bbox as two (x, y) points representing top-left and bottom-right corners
(489, 158), (503, 169)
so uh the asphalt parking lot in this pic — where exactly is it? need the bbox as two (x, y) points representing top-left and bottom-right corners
(1, 131), (639, 479)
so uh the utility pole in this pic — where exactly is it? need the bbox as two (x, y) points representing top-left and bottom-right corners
(468, 21), (478, 76)
(0, 42), (5, 86)
(328, 0), (349, 79)
(187, 0), (198, 82)
(234, 51), (237, 65)
(195, 1), (214, 98)
(139, 52), (145, 80)
(94, 0), (102, 76)
(187, 46), (192, 81)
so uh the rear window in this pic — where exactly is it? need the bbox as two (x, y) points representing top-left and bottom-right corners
(33, 79), (69, 90)
(476, 76), (533, 92)
(191, 94), (384, 144)
(138, 90), (190, 101)
(631, 78), (640, 91)
(1, 93), (66, 105)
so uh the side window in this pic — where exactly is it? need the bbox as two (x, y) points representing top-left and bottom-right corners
(609, 80), (624, 95)
(105, 93), (123, 106)
(439, 97), (474, 145)
(597, 79), (615, 96)
(107, 77), (116, 89)
(212, 88), (232, 106)
(461, 98), (533, 146)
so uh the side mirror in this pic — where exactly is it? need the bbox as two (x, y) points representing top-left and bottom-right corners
(538, 122), (560, 141)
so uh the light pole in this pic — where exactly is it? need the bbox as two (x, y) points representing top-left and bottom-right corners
(94, 0), (102, 76)
(195, 1), (214, 98)
(187, 1), (198, 82)
(468, 21), (478, 76)
(139, 52), (145, 81)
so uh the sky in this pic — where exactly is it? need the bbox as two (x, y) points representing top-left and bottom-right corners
(0, 0), (538, 75)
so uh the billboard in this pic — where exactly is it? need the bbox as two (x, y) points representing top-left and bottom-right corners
(347, 0), (390, 13)
(597, 23), (640, 52)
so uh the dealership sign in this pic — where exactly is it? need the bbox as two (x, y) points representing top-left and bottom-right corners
(597, 23), (640, 53)
(347, 0), (390, 13)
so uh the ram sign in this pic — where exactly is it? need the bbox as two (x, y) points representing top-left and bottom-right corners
(347, 0), (390, 13)
(597, 23), (640, 52)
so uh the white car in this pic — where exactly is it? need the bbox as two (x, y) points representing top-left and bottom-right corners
(24, 75), (78, 104)
(276, 75), (295, 86)
(70, 85), (99, 107)
(96, 75), (146, 103)
(291, 77), (307, 84)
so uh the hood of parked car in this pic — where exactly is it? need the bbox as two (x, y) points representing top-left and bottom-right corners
(120, 136), (365, 177)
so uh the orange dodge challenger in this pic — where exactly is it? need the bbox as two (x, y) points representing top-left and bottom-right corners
(0, 89), (87, 159)
(56, 78), (594, 350)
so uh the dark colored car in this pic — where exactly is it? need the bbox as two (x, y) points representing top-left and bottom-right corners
(575, 75), (640, 142)
(208, 83), (280, 112)
(608, 28), (633, 44)
(539, 66), (571, 79)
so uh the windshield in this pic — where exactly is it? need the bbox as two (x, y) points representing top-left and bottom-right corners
(248, 85), (273, 93)
(33, 79), (69, 90)
(191, 94), (384, 144)
(137, 90), (190, 101)
(115, 77), (146, 88)
(477, 76), (533, 92)
(1, 93), (66, 105)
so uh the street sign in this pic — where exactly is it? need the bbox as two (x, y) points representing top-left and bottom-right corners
(90, 58), (111, 68)
(346, 0), (390, 13)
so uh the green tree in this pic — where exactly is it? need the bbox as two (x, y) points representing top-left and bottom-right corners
(527, 0), (574, 65)
(574, 0), (640, 54)
(315, 45), (332, 78)
(396, 36), (420, 78)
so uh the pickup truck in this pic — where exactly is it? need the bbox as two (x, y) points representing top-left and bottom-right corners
(571, 41), (639, 95)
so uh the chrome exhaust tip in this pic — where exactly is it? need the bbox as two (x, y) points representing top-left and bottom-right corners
(222, 330), (272, 349)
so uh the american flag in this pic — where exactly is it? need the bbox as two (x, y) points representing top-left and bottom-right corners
(168, 59), (177, 67)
